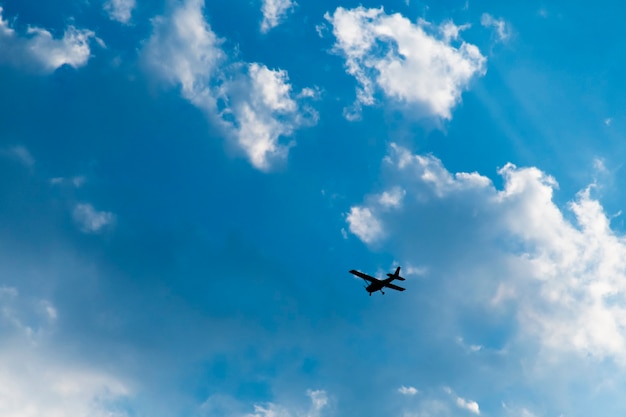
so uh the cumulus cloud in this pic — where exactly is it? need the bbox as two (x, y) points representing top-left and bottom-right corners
(73, 203), (115, 234)
(325, 7), (486, 120)
(104, 0), (136, 24)
(0, 7), (97, 73)
(480, 13), (510, 42)
(224, 62), (317, 169)
(348, 143), (626, 364)
(260, 0), (297, 33)
(143, 0), (317, 170)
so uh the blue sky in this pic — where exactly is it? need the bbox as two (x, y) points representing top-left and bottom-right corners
(2, 0), (626, 416)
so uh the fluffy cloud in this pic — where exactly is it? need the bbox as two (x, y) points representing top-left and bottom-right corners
(456, 396), (480, 414)
(224, 63), (316, 169)
(143, 0), (317, 170)
(261, 0), (297, 33)
(0, 7), (97, 73)
(73, 203), (115, 233)
(326, 7), (486, 120)
(346, 206), (384, 244)
(347, 143), (626, 364)
(104, 0), (136, 24)
(0, 287), (130, 417)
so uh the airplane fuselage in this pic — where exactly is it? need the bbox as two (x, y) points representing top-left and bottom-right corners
(366, 277), (396, 294)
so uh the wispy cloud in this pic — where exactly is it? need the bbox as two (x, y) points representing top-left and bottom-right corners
(50, 176), (86, 187)
(326, 7), (486, 120)
(398, 385), (419, 396)
(378, 186), (406, 209)
(0, 286), (130, 417)
(481, 13), (511, 42)
(2, 145), (35, 167)
(261, 0), (297, 33)
(104, 0), (136, 24)
(203, 390), (329, 417)
(73, 203), (115, 234)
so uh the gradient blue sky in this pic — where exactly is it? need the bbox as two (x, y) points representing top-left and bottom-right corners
(2, 0), (626, 416)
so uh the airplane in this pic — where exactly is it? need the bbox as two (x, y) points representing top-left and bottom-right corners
(349, 266), (406, 296)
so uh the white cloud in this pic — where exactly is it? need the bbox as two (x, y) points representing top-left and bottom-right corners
(25, 26), (96, 72)
(0, 7), (97, 73)
(349, 143), (626, 364)
(401, 263), (428, 277)
(325, 7), (486, 120)
(104, 0), (136, 24)
(73, 203), (115, 234)
(245, 404), (290, 417)
(3, 145), (34, 167)
(456, 396), (480, 414)
(50, 176), (86, 187)
(480, 13), (510, 42)
(143, 0), (224, 101)
(440, 21), (471, 43)
(143, 0), (317, 170)
(225, 62), (317, 170)
(0, 287), (130, 417)
(0, 286), (18, 298)
(0, 349), (130, 417)
(398, 385), (419, 396)
(346, 206), (383, 244)
(260, 0), (297, 33)
(501, 403), (539, 417)
(379, 186), (406, 208)
(239, 390), (328, 417)
(456, 337), (483, 353)
(0, 8), (13, 37)
(297, 87), (321, 99)
(307, 389), (328, 416)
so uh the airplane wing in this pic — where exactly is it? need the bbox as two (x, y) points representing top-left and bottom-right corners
(349, 269), (379, 283)
(383, 282), (406, 291)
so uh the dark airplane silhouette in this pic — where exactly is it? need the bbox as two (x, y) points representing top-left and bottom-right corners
(349, 267), (406, 296)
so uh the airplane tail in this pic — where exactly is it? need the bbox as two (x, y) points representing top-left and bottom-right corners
(387, 266), (406, 281)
